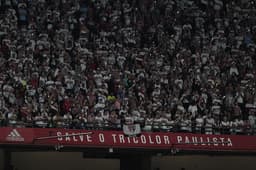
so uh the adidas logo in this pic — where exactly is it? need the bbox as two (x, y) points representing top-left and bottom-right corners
(6, 129), (24, 142)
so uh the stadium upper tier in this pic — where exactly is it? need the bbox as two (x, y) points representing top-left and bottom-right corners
(0, 0), (256, 135)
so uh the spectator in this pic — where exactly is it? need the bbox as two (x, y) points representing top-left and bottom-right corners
(220, 116), (231, 134)
(204, 114), (216, 135)
(195, 114), (204, 134)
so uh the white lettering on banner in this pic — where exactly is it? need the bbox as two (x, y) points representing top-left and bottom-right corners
(57, 132), (62, 141)
(87, 134), (92, 142)
(227, 138), (232, 146)
(79, 134), (84, 142)
(176, 136), (233, 146)
(111, 134), (171, 145)
(112, 134), (117, 143)
(72, 133), (78, 142)
(54, 131), (233, 147)
(185, 136), (190, 143)
(65, 133), (71, 141)
(200, 137), (206, 146)
(219, 137), (224, 146)
(119, 134), (125, 143)
(133, 137), (139, 144)
(141, 135), (146, 144)
(177, 136), (182, 143)
(156, 135), (161, 144)
(206, 137), (211, 145)
(55, 131), (173, 145)
(164, 136), (170, 144)
(149, 135), (154, 144)
(56, 132), (92, 143)
(192, 137), (197, 145)
(213, 137), (218, 146)
(99, 133), (105, 143)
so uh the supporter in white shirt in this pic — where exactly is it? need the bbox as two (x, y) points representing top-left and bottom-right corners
(188, 104), (198, 118)
(94, 71), (103, 87)
(117, 55), (126, 69)
(152, 113), (161, 131)
(195, 114), (204, 133)
(179, 113), (192, 132)
(3, 85), (16, 104)
(124, 114), (134, 125)
(63, 112), (73, 128)
(34, 112), (50, 128)
(53, 114), (64, 128)
(230, 62), (239, 76)
(220, 116), (231, 134)
(177, 103), (186, 114)
(143, 115), (153, 132)
(230, 118), (245, 134)
(75, 112), (86, 128)
(160, 115), (169, 131)
(204, 114), (215, 134)
(248, 111), (256, 131)
(102, 110), (110, 127)
(64, 75), (75, 90)
(131, 110), (140, 122)
(95, 112), (104, 128)
(94, 93), (106, 110)
(7, 109), (17, 126)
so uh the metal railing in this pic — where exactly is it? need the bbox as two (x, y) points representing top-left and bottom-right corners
(1, 118), (256, 136)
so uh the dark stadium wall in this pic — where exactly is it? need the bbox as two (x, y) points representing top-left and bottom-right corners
(0, 149), (3, 170)
(152, 155), (256, 170)
(9, 152), (256, 170)
(11, 152), (120, 170)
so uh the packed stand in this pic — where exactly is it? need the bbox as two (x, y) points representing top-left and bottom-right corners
(0, 0), (256, 135)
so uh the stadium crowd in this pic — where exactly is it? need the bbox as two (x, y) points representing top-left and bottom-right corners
(0, 0), (256, 135)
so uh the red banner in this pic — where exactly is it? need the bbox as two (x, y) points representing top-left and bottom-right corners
(1, 127), (256, 152)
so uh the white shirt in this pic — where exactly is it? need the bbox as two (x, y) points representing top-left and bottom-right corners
(221, 120), (230, 128)
(63, 114), (72, 121)
(196, 117), (204, 127)
(230, 66), (239, 75)
(248, 114), (256, 127)
(205, 117), (215, 127)
(124, 115), (134, 125)
(188, 105), (198, 117)
(94, 73), (103, 87)
(65, 78), (75, 89)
